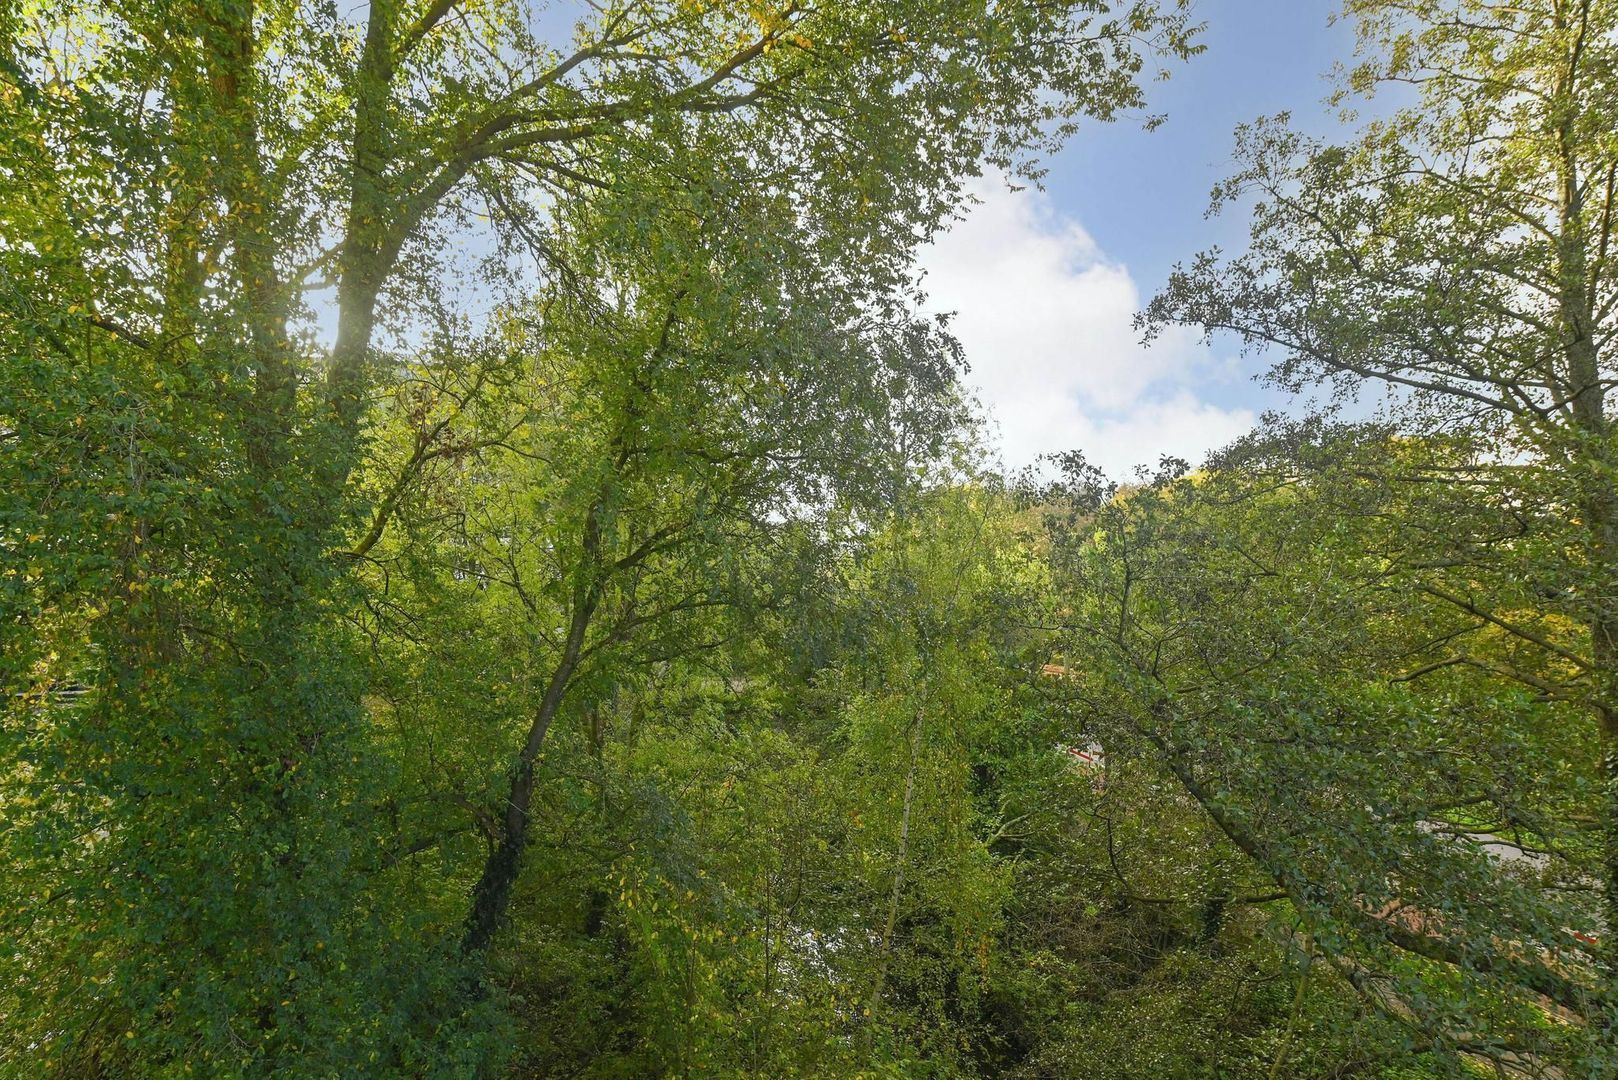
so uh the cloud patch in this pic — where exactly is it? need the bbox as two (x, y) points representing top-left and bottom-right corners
(919, 175), (1254, 477)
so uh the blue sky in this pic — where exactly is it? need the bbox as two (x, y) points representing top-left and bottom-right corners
(922, 0), (1366, 474)
(1054, 0), (1358, 295)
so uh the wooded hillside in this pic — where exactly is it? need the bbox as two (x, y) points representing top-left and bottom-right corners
(2, 1), (1614, 1075)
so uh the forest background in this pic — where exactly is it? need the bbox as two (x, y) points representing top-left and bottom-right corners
(3, 1), (1616, 1076)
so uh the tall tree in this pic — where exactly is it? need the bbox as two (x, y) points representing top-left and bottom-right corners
(1, 0), (1199, 1071)
(1145, 0), (1618, 1010)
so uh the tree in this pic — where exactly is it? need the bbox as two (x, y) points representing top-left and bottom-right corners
(1038, 442), (1609, 1072)
(363, 138), (975, 959)
(2, 0), (1201, 1071)
(1145, 0), (1618, 1018)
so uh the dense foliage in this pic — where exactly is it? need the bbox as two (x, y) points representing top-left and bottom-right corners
(3, 0), (1614, 1076)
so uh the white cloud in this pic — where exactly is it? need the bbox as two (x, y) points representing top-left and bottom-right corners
(918, 175), (1254, 477)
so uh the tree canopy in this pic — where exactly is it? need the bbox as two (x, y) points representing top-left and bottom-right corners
(5, 0), (1618, 1077)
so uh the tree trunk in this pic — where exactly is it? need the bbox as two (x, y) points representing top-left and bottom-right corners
(322, 0), (399, 502)
(1551, 56), (1617, 1001)
(460, 627), (590, 956)
(462, 510), (603, 956)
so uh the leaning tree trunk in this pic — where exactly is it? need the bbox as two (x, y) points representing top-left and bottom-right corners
(462, 509), (602, 956)
(460, 646), (585, 957)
